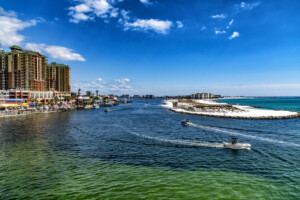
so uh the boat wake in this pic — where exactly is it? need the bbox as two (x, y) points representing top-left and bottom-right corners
(128, 130), (224, 148)
(189, 122), (300, 147)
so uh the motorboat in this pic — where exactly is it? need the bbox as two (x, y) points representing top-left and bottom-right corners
(181, 119), (191, 126)
(93, 105), (100, 109)
(223, 137), (251, 150)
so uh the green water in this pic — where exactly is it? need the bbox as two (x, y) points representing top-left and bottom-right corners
(0, 145), (293, 200)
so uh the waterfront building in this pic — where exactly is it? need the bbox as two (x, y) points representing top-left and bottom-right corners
(47, 62), (57, 91)
(0, 90), (9, 103)
(145, 95), (155, 99)
(0, 46), (71, 93)
(8, 90), (31, 104)
(0, 48), (9, 90)
(47, 62), (71, 92)
(6, 45), (48, 91)
(191, 93), (214, 100)
(133, 95), (141, 98)
(213, 95), (222, 99)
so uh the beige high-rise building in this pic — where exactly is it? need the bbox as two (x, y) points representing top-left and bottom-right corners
(0, 45), (71, 93)
(47, 62), (71, 92)
(0, 47), (9, 90)
(5, 45), (48, 91)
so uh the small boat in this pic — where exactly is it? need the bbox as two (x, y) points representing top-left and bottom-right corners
(181, 119), (191, 126)
(104, 108), (110, 112)
(93, 105), (100, 109)
(223, 137), (251, 150)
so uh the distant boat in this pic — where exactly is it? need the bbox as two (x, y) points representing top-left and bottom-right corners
(104, 108), (110, 112)
(181, 119), (191, 126)
(93, 105), (100, 109)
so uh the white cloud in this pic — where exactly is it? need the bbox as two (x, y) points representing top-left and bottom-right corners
(115, 78), (130, 84)
(44, 46), (86, 61)
(201, 26), (207, 31)
(211, 14), (226, 19)
(229, 31), (240, 39)
(239, 2), (261, 10)
(71, 78), (133, 93)
(68, 0), (117, 23)
(25, 43), (85, 61)
(25, 43), (46, 52)
(0, 15), (44, 46)
(215, 30), (226, 34)
(140, 0), (152, 5)
(227, 19), (234, 28)
(120, 9), (130, 21)
(68, 1), (180, 35)
(124, 19), (172, 34)
(0, 7), (17, 17)
(176, 21), (183, 28)
(111, 78), (131, 91)
(0, 8), (43, 46)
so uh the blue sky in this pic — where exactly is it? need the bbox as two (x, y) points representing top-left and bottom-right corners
(0, 0), (300, 96)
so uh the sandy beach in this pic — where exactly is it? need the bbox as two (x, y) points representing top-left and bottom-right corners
(161, 99), (300, 119)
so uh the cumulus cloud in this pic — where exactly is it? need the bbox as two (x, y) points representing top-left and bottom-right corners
(211, 14), (226, 19)
(215, 30), (226, 34)
(68, 1), (181, 35)
(229, 31), (239, 39)
(0, 7), (44, 46)
(124, 19), (172, 34)
(25, 43), (85, 61)
(68, 0), (119, 23)
(0, 7), (17, 17)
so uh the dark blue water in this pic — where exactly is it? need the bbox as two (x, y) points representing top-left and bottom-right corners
(1, 99), (300, 199)
(217, 97), (300, 112)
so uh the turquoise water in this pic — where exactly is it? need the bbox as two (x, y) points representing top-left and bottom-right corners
(217, 97), (300, 112)
(1, 99), (300, 199)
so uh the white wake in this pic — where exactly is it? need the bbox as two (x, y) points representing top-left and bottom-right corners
(129, 131), (224, 148)
(189, 122), (300, 147)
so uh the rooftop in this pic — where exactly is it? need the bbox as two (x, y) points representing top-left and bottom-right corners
(10, 45), (24, 51)
(48, 62), (69, 67)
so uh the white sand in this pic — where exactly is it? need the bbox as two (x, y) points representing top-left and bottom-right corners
(161, 99), (299, 119)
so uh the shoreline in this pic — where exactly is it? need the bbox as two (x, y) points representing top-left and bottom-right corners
(0, 109), (72, 118)
(168, 109), (300, 120)
(162, 99), (300, 120)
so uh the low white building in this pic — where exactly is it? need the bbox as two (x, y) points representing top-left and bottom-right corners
(191, 93), (214, 100)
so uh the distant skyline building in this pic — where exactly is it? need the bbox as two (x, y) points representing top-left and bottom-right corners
(192, 93), (214, 100)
